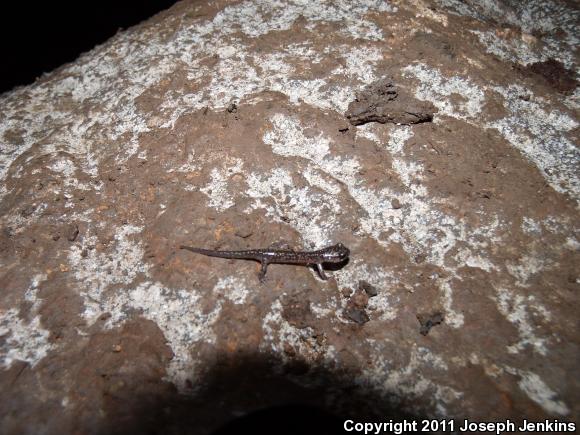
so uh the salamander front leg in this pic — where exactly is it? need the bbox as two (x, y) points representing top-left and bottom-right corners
(259, 260), (269, 283)
(316, 263), (328, 280)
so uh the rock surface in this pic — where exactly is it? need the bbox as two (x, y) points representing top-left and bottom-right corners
(0, 0), (578, 433)
(345, 77), (436, 125)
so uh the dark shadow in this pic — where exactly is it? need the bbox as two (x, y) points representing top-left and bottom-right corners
(0, 1), (178, 94)
(212, 404), (344, 435)
(323, 257), (350, 273)
(105, 352), (426, 435)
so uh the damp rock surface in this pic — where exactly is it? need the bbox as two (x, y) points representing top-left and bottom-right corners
(0, 0), (578, 433)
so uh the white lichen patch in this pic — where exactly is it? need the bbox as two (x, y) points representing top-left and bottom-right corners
(49, 158), (77, 179)
(303, 166), (341, 195)
(109, 281), (223, 390)
(470, 30), (575, 69)
(245, 167), (342, 247)
(65, 221), (224, 389)
(265, 114), (334, 165)
(259, 45), (385, 112)
(46, 156), (94, 208)
(334, 260), (399, 321)
(506, 253), (547, 287)
(494, 287), (550, 355)
(521, 217), (542, 235)
(212, 0), (395, 40)
(1, 273), (52, 370)
(517, 370), (570, 416)
(501, 366), (571, 416)
(359, 124), (503, 272)
(385, 125), (413, 154)
(403, 64), (485, 119)
(408, 0), (449, 26)
(565, 237), (580, 251)
(437, 0), (578, 68)
(453, 248), (497, 272)
(309, 301), (336, 319)
(2, 202), (49, 236)
(360, 344), (462, 416)
(340, 46), (385, 83)
(542, 215), (574, 234)
(469, 360), (571, 415)
(262, 299), (339, 370)
(200, 160), (244, 212)
(262, 114), (368, 247)
(24, 273), (48, 313)
(167, 150), (199, 173)
(213, 276), (250, 305)
(167, 1), (390, 115)
(68, 224), (147, 322)
(0, 308), (54, 369)
(403, 64), (579, 203)
(564, 88), (580, 112)
(486, 85), (579, 201)
(0, 0), (394, 205)
(437, 279), (465, 328)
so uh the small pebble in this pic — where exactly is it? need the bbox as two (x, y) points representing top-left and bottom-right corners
(344, 307), (370, 324)
(66, 224), (79, 242)
(358, 280), (378, 297)
(417, 312), (444, 336)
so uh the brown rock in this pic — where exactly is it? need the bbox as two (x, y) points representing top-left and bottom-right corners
(345, 77), (436, 126)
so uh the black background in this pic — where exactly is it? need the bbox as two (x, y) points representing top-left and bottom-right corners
(0, 1), (178, 95)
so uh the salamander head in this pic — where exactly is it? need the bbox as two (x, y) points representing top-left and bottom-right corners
(322, 243), (350, 263)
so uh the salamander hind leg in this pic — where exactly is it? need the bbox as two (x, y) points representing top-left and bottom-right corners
(258, 260), (269, 283)
(316, 263), (328, 280)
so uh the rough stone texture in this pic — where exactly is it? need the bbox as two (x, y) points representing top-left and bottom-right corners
(0, 0), (578, 433)
(345, 77), (436, 125)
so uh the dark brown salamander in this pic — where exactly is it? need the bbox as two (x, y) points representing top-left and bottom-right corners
(179, 243), (350, 282)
